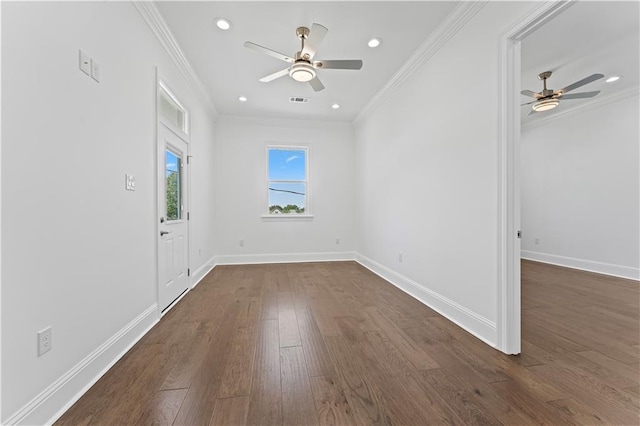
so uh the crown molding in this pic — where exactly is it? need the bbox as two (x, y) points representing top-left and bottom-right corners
(132, 1), (218, 118)
(522, 85), (639, 130)
(353, 1), (488, 126)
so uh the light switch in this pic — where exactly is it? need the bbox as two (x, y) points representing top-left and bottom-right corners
(125, 174), (135, 191)
(91, 59), (100, 82)
(79, 50), (90, 76)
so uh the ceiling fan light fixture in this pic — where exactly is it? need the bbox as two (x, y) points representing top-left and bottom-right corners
(331, 103), (340, 109)
(532, 99), (559, 112)
(289, 63), (316, 82)
(606, 75), (621, 83)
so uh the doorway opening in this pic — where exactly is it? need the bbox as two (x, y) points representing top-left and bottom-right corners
(157, 78), (191, 313)
(497, 1), (575, 354)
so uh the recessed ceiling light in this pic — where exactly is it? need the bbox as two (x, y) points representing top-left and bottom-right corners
(238, 96), (247, 102)
(331, 103), (340, 109)
(606, 75), (621, 83)
(215, 18), (231, 30)
(367, 38), (382, 48)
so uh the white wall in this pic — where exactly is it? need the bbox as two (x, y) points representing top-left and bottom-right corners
(354, 2), (533, 345)
(521, 93), (640, 279)
(1, 2), (216, 423)
(214, 116), (355, 262)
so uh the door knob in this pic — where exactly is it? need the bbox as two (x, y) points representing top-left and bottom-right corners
(160, 230), (171, 236)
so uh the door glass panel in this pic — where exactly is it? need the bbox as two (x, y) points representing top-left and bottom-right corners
(166, 149), (181, 221)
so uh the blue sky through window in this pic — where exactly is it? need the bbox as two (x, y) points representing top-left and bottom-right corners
(268, 149), (305, 180)
(166, 151), (178, 176)
(268, 148), (306, 211)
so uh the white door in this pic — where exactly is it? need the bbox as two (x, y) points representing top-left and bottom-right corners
(158, 123), (189, 312)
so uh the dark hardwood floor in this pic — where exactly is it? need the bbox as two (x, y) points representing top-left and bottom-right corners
(56, 260), (639, 425)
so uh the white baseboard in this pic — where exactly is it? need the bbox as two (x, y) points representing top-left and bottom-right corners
(521, 250), (639, 281)
(354, 253), (497, 347)
(4, 304), (159, 426)
(191, 255), (216, 288)
(214, 251), (357, 265)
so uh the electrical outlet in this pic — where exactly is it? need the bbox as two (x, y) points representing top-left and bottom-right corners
(336, 237), (340, 245)
(90, 58), (100, 82)
(398, 253), (403, 263)
(79, 50), (91, 76)
(534, 238), (540, 245)
(38, 326), (52, 356)
(239, 240), (244, 247)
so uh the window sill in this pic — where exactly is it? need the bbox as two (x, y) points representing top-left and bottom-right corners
(261, 214), (314, 221)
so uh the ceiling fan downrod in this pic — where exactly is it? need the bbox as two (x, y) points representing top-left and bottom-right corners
(296, 26), (311, 60)
(538, 71), (554, 97)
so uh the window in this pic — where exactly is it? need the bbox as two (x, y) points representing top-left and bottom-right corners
(166, 149), (182, 221)
(159, 81), (188, 135)
(267, 146), (308, 215)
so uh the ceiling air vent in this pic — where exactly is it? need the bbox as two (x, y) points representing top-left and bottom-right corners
(289, 97), (309, 103)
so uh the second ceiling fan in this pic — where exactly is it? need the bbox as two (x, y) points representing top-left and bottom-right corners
(244, 23), (363, 92)
(521, 71), (604, 114)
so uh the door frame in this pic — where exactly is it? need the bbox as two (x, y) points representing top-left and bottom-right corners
(496, 1), (575, 354)
(156, 72), (191, 315)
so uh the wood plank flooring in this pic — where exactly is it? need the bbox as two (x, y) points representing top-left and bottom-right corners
(56, 260), (640, 425)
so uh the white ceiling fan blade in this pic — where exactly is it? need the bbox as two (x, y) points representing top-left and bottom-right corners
(301, 23), (328, 60)
(244, 42), (294, 63)
(314, 59), (363, 70)
(560, 73), (604, 94)
(559, 90), (600, 100)
(309, 77), (325, 92)
(259, 68), (290, 82)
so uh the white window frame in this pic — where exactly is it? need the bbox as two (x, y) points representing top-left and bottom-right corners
(263, 145), (313, 219)
(158, 79), (189, 139)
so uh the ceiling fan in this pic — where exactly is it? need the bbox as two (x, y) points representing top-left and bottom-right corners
(521, 71), (604, 114)
(244, 23), (363, 92)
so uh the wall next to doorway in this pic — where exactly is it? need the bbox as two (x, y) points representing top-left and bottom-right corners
(1, 2), (216, 423)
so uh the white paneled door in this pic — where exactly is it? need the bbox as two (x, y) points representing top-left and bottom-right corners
(158, 123), (189, 312)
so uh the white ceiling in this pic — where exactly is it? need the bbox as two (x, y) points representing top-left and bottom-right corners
(156, 1), (638, 124)
(156, 1), (459, 122)
(521, 1), (639, 124)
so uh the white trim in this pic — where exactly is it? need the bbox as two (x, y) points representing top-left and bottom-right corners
(132, 1), (217, 118)
(355, 254), (497, 347)
(497, 0), (576, 355)
(522, 251), (640, 281)
(522, 86), (640, 130)
(0, 4), (3, 422)
(261, 215), (314, 220)
(215, 251), (357, 266)
(4, 305), (159, 426)
(353, 1), (487, 125)
(191, 256), (217, 289)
